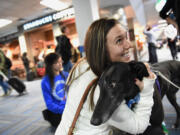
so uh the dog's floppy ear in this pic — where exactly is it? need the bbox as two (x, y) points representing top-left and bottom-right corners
(128, 61), (149, 81)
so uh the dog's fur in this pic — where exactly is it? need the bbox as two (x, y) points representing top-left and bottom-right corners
(151, 60), (180, 128)
(90, 61), (165, 135)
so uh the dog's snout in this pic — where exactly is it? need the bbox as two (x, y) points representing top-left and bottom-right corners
(90, 117), (102, 126)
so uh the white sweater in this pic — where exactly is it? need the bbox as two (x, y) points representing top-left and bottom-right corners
(55, 59), (155, 135)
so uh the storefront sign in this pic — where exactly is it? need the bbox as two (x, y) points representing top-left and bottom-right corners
(0, 32), (20, 44)
(23, 7), (74, 31)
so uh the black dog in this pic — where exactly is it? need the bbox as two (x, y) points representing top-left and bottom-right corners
(151, 60), (180, 128)
(90, 61), (164, 135)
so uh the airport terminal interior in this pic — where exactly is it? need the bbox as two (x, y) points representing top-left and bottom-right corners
(0, 0), (180, 135)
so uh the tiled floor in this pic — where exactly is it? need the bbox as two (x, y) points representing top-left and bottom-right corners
(0, 45), (179, 135)
(0, 80), (55, 135)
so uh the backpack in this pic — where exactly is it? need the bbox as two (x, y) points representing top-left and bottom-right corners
(5, 56), (12, 69)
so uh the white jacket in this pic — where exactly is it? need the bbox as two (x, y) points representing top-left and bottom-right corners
(55, 59), (155, 135)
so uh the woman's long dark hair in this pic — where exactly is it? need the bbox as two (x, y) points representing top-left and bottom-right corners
(44, 53), (64, 89)
(84, 18), (119, 109)
(85, 18), (119, 77)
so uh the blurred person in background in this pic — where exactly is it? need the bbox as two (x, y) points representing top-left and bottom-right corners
(143, 25), (158, 64)
(59, 26), (81, 65)
(164, 23), (178, 60)
(159, 0), (180, 32)
(4, 55), (12, 78)
(0, 49), (12, 96)
(41, 53), (68, 128)
(55, 35), (73, 72)
(21, 52), (30, 74)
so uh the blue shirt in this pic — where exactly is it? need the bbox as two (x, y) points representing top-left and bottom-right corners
(41, 71), (68, 114)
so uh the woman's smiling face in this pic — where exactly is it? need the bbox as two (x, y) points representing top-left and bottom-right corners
(106, 24), (133, 63)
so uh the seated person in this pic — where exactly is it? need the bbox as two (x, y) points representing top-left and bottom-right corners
(41, 53), (68, 128)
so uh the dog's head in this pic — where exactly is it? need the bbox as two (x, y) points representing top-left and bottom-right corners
(90, 61), (149, 126)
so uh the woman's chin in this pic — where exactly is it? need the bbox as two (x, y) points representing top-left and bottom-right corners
(121, 56), (131, 62)
(112, 56), (131, 63)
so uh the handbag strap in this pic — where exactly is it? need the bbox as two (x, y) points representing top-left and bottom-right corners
(68, 78), (98, 135)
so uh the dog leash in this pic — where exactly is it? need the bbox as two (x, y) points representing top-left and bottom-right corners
(68, 78), (98, 135)
(155, 79), (161, 95)
(152, 70), (180, 89)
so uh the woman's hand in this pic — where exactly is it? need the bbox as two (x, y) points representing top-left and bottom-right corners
(135, 79), (144, 92)
(135, 63), (156, 91)
(144, 63), (156, 79)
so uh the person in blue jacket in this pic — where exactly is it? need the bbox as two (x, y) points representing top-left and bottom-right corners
(41, 53), (68, 128)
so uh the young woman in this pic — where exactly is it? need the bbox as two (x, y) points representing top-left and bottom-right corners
(55, 18), (156, 135)
(41, 53), (68, 128)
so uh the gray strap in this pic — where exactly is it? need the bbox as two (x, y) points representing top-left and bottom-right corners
(153, 70), (180, 89)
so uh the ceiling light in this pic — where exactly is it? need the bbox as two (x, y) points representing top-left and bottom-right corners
(40, 0), (69, 11)
(0, 19), (12, 28)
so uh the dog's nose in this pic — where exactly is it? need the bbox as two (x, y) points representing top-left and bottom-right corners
(90, 117), (102, 126)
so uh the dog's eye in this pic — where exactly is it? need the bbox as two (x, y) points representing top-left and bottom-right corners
(108, 82), (116, 88)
